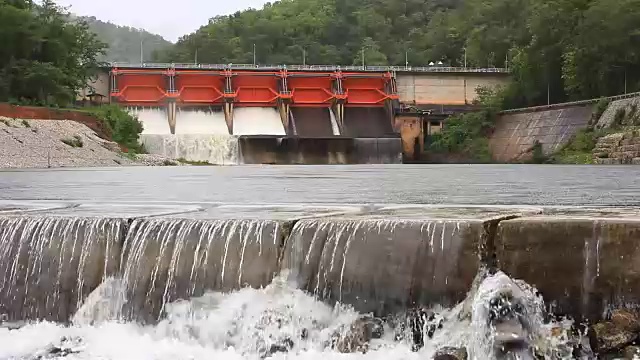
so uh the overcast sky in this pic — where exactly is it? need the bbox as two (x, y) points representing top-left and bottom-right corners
(55, 0), (270, 42)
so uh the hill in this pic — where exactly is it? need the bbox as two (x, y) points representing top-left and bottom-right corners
(156, 0), (640, 108)
(81, 16), (172, 63)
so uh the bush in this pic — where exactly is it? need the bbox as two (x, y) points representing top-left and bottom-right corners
(427, 86), (504, 162)
(88, 105), (145, 152)
(61, 135), (84, 148)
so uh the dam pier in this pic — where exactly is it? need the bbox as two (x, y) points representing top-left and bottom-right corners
(91, 63), (509, 164)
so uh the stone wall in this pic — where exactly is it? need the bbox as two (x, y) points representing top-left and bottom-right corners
(593, 131), (640, 165)
(595, 97), (640, 129)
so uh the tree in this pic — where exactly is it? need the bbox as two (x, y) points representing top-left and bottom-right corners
(0, 0), (106, 106)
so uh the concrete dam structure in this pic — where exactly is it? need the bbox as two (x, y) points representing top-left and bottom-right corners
(97, 63), (509, 164)
(2, 200), (639, 358)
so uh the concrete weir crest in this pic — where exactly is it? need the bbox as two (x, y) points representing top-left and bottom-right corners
(1, 202), (640, 324)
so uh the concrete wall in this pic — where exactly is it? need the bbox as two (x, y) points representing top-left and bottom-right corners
(78, 71), (110, 102)
(489, 104), (595, 162)
(396, 73), (510, 106)
(238, 136), (403, 164)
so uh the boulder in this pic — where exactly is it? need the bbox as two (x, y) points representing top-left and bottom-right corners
(624, 345), (640, 359)
(588, 321), (637, 353)
(611, 308), (640, 332)
(331, 316), (384, 353)
(433, 346), (468, 360)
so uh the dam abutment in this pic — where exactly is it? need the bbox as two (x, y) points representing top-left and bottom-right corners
(2, 204), (640, 324)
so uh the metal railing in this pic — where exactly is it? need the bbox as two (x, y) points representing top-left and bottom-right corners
(109, 62), (510, 74)
(501, 91), (640, 114)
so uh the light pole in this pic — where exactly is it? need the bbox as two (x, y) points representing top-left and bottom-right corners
(140, 39), (144, 63)
(405, 50), (409, 69)
(361, 47), (365, 68)
(253, 44), (257, 66)
(303, 48), (306, 66)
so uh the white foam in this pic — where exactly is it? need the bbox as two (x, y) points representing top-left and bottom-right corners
(140, 134), (240, 165)
(127, 107), (170, 135)
(0, 272), (582, 360)
(233, 108), (286, 135)
(175, 109), (229, 135)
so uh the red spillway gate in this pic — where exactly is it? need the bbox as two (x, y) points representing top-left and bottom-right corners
(109, 66), (398, 107)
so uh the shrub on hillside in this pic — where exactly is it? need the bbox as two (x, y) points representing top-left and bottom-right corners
(89, 105), (144, 152)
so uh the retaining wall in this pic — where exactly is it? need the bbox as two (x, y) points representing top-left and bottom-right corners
(489, 104), (595, 162)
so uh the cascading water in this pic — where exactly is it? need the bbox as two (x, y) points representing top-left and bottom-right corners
(127, 107), (170, 135)
(0, 215), (589, 359)
(0, 216), (124, 322)
(174, 108), (229, 135)
(131, 106), (241, 165)
(140, 134), (240, 165)
(233, 108), (286, 135)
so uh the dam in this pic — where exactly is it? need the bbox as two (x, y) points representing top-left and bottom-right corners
(94, 63), (509, 164)
(2, 165), (640, 359)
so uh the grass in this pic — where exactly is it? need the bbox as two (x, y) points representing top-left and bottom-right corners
(176, 158), (213, 166)
(61, 135), (84, 148)
(21, 119), (30, 128)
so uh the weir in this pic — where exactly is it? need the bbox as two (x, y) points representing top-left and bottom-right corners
(2, 202), (640, 358)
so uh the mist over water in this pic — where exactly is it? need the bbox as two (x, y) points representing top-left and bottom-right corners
(128, 107), (171, 135)
(233, 107), (286, 135)
(0, 271), (578, 360)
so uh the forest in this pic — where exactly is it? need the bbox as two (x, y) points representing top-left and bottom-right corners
(0, 0), (105, 106)
(82, 16), (172, 63)
(158, 0), (640, 108)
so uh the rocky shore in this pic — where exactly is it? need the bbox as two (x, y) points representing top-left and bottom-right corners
(0, 117), (180, 169)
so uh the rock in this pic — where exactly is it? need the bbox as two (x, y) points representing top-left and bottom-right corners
(611, 309), (640, 332)
(391, 307), (445, 351)
(624, 345), (640, 359)
(263, 338), (294, 358)
(332, 316), (384, 353)
(433, 346), (468, 360)
(588, 321), (637, 353)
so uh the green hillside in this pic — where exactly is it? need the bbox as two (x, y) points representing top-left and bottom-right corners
(82, 16), (172, 63)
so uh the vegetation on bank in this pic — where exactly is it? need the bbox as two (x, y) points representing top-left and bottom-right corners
(427, 87), (505, 163)
(85, 105), (144, 152)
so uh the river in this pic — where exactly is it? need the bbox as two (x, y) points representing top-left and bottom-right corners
(1, 164), (639, 206)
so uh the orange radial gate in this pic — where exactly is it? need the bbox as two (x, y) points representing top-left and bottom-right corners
(109, 65), (398, 108)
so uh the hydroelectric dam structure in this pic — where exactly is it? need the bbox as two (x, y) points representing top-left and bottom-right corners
(100, 63), (510, 164)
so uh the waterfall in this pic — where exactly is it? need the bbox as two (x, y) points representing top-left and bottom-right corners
(127, 107), (170, 135)
(282, 219), (474, 315)
(0, 216), (124, 322)
(118, 218), (286, 322)
(233, 108), (286, 135)
(0, 213), (589, 359)
(140, 134), (240, 165)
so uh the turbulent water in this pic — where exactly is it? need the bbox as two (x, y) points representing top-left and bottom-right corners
(0, 271), (580, 360)
(140, 134), (240, 165)
(174, 108), (229, 135)
(128, 107), (171, 135)
(233, 108), (286, 135)
(0, 216), (586, 359)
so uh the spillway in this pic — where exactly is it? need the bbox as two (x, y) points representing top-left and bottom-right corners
(343, 107), (394, 137)
(128, 107), (171, 135)
(291, 108), (335, 137)
(0, 203), (593, 359)
(233, 107), (286, 135)
(174, 107), (229, 134)
(140, 134), (240, 165)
